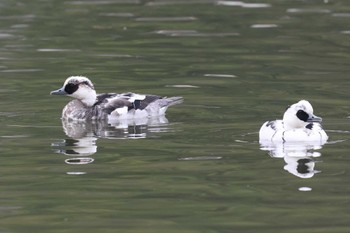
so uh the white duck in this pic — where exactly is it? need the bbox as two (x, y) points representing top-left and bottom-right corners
(50, 76), (183, 121)
(259, 100), (328, 143)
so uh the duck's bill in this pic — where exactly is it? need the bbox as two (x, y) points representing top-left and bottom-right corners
(50, 87), (67, 95)
(307, 114), (322, 123)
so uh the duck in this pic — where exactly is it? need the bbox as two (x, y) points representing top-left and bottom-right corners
(50, 76), (183, 122)
(259, 100), (328, 143)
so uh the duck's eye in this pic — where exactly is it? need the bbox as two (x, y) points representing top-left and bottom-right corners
(81, 81), (93, 89)
(296, 110), (309, 122)
(64, 83), (79, 94)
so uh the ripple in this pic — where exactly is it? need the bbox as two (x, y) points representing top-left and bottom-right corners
(146, 0), (215, 6)
(165, 84), (199, 88)
(326, 140), (347, 145)
(178, 156), (222, 161)
(154, 30), (239, 37)
(9, 124), (60, 128)
(66, 171), (87, 175)
(99, 12), (134, 17)
(235, 139), (250, 143)
(332, 13), (350, 17)
(11, 24), (29, 29)
(67, 0), (140, 5)
(216, 1), (271, 8)
(136, 17), (197, 22)
(287, 8), (331, 14)
(37, 48), (81, 52)
(148, 126), (177, 133)
(0, 14), (35, 20)
(65, 157), (94, 165)
(299, 187), (312, 192)
(4, 44), (33, 49)
(0, 112), (18, 117)
(251, 24), (278, 28)
(96, 54), (134, 58)
(326, 129), (350, 134)
(155, 30), (197, 35)
(204, 74), (237, 78)
(1, 135), (29, 138)
(0, 33), (16, 39)
(1, 69), (42, 73)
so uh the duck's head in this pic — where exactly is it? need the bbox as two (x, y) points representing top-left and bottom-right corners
(283, 100), (322, 130)
(50, 76), (97, 107)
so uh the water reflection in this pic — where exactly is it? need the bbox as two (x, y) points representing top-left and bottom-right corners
(260, 142), (324, 179)
(52, 116), (173, 174)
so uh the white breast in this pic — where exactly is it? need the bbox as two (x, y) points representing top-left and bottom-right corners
(259, 120), (328, 143)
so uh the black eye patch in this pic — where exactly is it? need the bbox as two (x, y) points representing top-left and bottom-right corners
(296, 110), (309, 122)
(64, 83), (79, 94)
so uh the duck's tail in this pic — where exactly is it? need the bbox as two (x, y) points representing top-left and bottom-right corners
(163, 96), (184, 107)
(146, 96), (183, 116)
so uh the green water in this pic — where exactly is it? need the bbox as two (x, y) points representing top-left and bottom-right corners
(0, 0), (350, 232)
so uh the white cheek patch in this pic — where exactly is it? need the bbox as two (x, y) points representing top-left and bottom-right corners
(73, 87), (89, 99)
(72, 86), (97, 107)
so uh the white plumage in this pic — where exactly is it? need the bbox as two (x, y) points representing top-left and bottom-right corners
(259, 100), (328, 144)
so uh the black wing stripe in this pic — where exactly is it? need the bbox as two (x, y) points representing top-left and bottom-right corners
(127, 95), (161, 110)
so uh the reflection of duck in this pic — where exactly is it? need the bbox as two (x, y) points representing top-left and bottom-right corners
(259, 100), (328, 143)
(50, 102), (178, 175)
(50, 76), (183, 121)
(260, 142), (322, 178)
(52, 115), (173, 158)
(284, 155), (319, 179)
(62, 115), (170, 139)
(52, 137), (97, 156)
(51, 135), (97, 168)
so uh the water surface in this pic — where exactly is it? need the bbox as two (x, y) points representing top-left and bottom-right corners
(0, 0), (350, 232)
